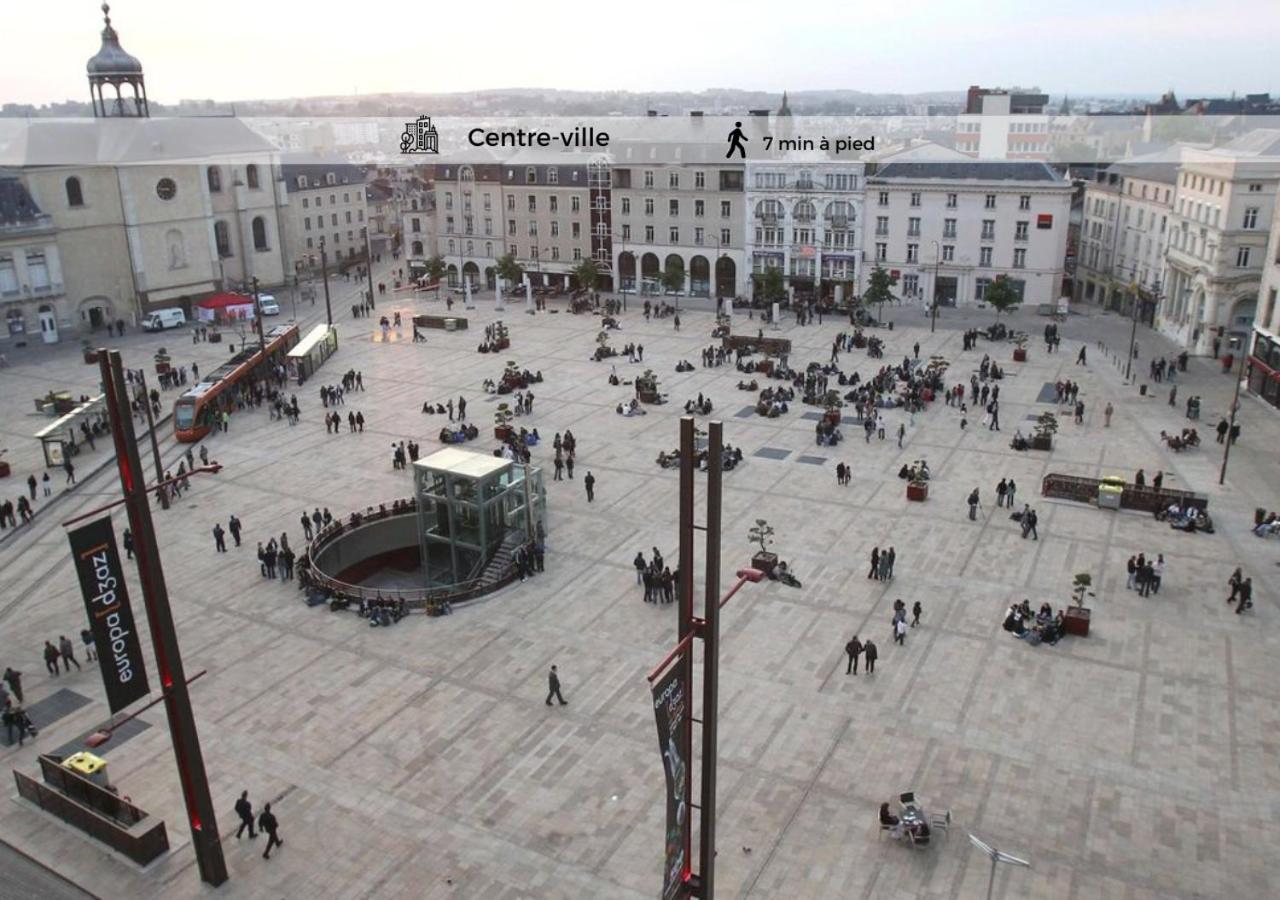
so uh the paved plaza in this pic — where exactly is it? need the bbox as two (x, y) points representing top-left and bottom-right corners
(1, 275), (1278, 899)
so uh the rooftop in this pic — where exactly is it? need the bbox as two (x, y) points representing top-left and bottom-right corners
(415, 447), (512, 480)
(870, 161), (1066, 183)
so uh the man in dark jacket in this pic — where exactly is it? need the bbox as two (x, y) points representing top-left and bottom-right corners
(258, 803), (282, 859)
(845, 635), (863, 674)
(546, 665), (567, 706)
(235, 790), (256, 839)
(863, 640), (878, 674)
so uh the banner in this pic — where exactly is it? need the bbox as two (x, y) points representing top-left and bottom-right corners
(652, 659), (690, 900)
(68, 517), (151, 713)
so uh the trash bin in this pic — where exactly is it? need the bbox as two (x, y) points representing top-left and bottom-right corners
(1098, 476), (1125, 510)
(1139, 384), (1148, 396)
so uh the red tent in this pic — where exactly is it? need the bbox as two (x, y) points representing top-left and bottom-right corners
(196, 293), (255, 322)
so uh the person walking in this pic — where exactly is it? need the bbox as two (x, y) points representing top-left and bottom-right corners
(42, 472), (51, 497)
(633, 552), (646, 585)
(228, 515), (242, 548)
(1104, 402), (1113, 427)
(58, 635), (81, 672)
(996, 478), (1008, 509)
(1236, 577), (1253, 614)
(911, 601), (922, 627)
(43, 640), (60, 676)
(258, 803), (283, 859)
(1126, 555), (1138, 590)
(235, 790), (256, 839)
(863, 639), (878, 674)
(1027, 508), (1039, 540)
(123, 527), (134, 560)
(584, 471), (595, 503)
(1077, 345), (1087, 365)
(2, 667), (22, 704)
(1152, 554), (1165, 594)
(867, 547), (880, 580)
(967, 488), (981, 521)
(7, 705), (36, 747)
(301, 513), (313, 541)
(64, 458), (76, 486)
(565, 455), (575, 480)
(1007, 479), (1017, 509)
(885, 547), (896, 579)
(893, 617), (907, 645)
(845, 635), (863, 674)
(213, 523), (227, 553)
(81, 628), (96, 662)
(897, 422), (906, 448)
(26, 474), (36, 501)
(546, 665), (568, 706)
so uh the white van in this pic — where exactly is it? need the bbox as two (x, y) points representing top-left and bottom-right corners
(143, 308), (187, 332)
(258, 295), (280, 316)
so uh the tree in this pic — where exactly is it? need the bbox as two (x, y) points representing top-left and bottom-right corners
(754, 266), (786, 303)
(572, 258), (600, 293)
(425, 255), (446, 284)
(661, 258), (686, 295)
(862, 266), (898, 317)
(496, 253), (523, 288)
(984, 276), (1023, 321)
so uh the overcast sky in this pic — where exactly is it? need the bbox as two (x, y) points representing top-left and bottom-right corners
(5, 0), (1277, 105)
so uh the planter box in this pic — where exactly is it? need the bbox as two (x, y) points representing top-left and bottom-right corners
(1062, 606), (1091, 637)
(751, 551), (778, 575)
(824, 410), (841, 426)
(758, 360), (774, 375)
(82, 349), (99, 365)
(208, 332), (222, 343)
(638, 390), (662, 405)
(907, 482), (928, 502)
(494, 425), (513, 441)
(496, 337), (510, 350)
(0, 460), (10, 478)
(1030, 434), (1053, 451)
(1013, 347), (1027, 362)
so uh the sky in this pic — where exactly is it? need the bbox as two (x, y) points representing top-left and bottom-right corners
(3, 0), (1278, 106)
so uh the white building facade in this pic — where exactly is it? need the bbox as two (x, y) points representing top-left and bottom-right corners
(864, 161), (1072, 308)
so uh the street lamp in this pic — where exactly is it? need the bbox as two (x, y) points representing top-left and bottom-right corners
(362, 225), (376, 309)
(319, 236), (333, 326)
(1219, 333), (1248, 485)
(930, 239), (941, 333)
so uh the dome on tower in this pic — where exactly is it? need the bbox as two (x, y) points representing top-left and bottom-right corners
(87, 3), (143, 75)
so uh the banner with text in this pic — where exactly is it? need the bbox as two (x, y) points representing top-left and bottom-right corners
(68, 517), (151, 713)
(652, 657), (690, 900)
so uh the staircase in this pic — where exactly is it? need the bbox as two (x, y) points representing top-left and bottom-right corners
(475, 530), (526, 591)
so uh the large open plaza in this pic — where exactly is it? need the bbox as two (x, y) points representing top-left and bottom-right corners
(1, 269), (1277, 897)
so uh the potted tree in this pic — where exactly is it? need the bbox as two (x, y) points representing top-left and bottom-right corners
(1011, 334), (1029, 363)
(907, 462), (929, 502)
(862, 265), (898, 325)
(1061, 573), (1095, 636)
(822, 390), (843, 426)
(494, 403), (515, 441)
(637, 369), (661, 404)
(748, 519), (778, 575)
(1031, 411), (1058, 451)
(983, 276), (1024, 358)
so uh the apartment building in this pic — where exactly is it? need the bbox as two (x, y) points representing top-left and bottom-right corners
(1247, 196), (1280, 408)
(431, 159), (503, 288)
(0, 174), (67, 343)
(1159, 132), (1280, 353)
(499, 150), (595, 290)
(608, 142), (745, 298)
(281, 163), (369, 273)
(744, 158), (864, 302)
(1077, 154), (1178, 324)
(864, 161), (1072, 307)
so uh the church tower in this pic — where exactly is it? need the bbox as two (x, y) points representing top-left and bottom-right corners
(87, 3), (149, 117)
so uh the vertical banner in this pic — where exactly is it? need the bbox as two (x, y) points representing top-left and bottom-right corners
(652, 660), (690, 900)
(68, 517), (151, 713)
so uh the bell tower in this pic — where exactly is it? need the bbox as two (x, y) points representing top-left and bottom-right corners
(87, 3), (149, 117)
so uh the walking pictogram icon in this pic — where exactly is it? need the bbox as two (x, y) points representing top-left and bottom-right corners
(725, 122), (747, 159)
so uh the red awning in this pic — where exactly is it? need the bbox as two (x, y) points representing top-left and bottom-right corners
(197, 293), (255, 310)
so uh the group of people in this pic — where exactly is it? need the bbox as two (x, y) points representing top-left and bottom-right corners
(1125, 553), (1165, 596)
(1002, 600), (1065, 645)
(325, 410), (366, 433)
(867, 547), (897, 582)
(634, 548), (676, 604)
(421, 396), (468, 419)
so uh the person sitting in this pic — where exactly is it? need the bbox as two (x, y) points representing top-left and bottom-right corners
(908, 820), (932, 843)
(880, 802), (901, 834)
(1254, 512), (1279, 536)
(1010, 430), (1030, 451)
(608, 373), (620, 386)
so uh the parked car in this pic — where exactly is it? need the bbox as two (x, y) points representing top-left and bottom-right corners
(142, 308), (186, 331)
(258, 295), (280, 316)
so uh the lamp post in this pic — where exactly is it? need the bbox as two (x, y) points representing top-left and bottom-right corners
(363, 225), (376, 309)
(1218, 334), (1248, 485)
(319, 236), (333, 325)
(251, 276), (265, 355)
(930, 239), (940, 333)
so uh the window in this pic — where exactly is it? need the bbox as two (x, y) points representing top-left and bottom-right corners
(547, 168), (559, 185)
(65, 176), (84, 207)
(411, 217), (421, 233)
(1243, 208), (1259, 229)
(1015, 221), (1029, 241)
(878, 191), (889, 206)
(981, 220), (995, 240)
(1248, 183), (1263, 192)
(622, 224), (632, 240)
(694, 227), (705, 245)
(979, 247), (993, 266)
(486, 242), (493, 256)
(621, 198), (631, 215)
(1019, 194), (1030, 210)
(571, 223), (580, 239)
(946, 193), (957, 208)
(902, 274), (918, 295)
(644, 171), (654, 188)
(984, 194), (996, 209)
(528, 222), (538, 237)
(669, 227), (680, 243)
(645, 198), (655, 216)
(342, 192), (350, 203)
(573, 248), (582, 261)
(720, 201), (731, 218)
(942, 244), (954, 262)
(875, 216), (888, 236)
(669, 172), (680, 189)
(907, 217), (921, 237)
(875, 242), (887, 261)
(695, 171), (705, 189)
(448, 239), (455, 254)
(26, 251), (50, 288)
(527, 196), (537, 213)
(526, 167), (537, 183)
(551, 247), (560, 260)
(549, 196), (558, 213)
(507, 195), (515, 211)
(207, 166), (222, 193)
(331, 214), (338, 227)
(483, 194), (491, 211)
(345, 211), (352, 224)
(1236, 247), (1251, 267)
(334, 233), (340, 244)
(246, 164), (260, 189)
(330, 194), (336, 205)
(550, 222), (560, 237)
(906, 244), (918, 262)
(302, 198), (309, 209)
(507, 220), (516, 236)
(645, 226), (654, 242)
(252, 216), (269, 251)
(669, 199), (679, 217)
(326, 173), (336, 186)
(296, 175), (309, 189)
(305, 237), (313, 249)
(1013, 248), (1026, 268)
(974, 277), (991, 299)
(694, 200), (705, 217)
(571, 196), (580, 213)
(943, 218), (957, 238)
(721, 228), (731, 245)
(909, 192), (921, 208)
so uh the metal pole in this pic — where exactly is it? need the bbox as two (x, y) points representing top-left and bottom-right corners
(987, 855), (997, 900)
(699, 421), (724, 899)
(676, 416), (697, 893)
(132, 369), (169, 510)
(364, 226), (376, 309)
(99, 350), (228, 886)
(1218, 337), (1247, 485)
(320, 238), (333, 325)
(931, 240), (939, 333)
(1124, 304), (1138, 382)
(252, 276), (265, 356)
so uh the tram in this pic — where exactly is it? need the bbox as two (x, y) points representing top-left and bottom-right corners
(173, 323), (300, 442)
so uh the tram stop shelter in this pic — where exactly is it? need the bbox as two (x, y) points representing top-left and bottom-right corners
(287, 323), (338, 382)
(413, 448), (546, 588)
(33, 394), (106, 467)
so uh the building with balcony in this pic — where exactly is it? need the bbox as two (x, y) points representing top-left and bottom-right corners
(611, 141), (744, 299)
(431, 157), (504, 289)
(0, 174), (67, 344)
(499, 150), (596, 292)
(1247, 195), (1280, 408)
(1159, 131), (1280, 353)
(281, 163), (369, 275)
(744, 158), (863, 303)
(864, 161), (1072, 307)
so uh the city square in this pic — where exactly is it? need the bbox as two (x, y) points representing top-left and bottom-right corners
(1, 275), (1277, 898)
